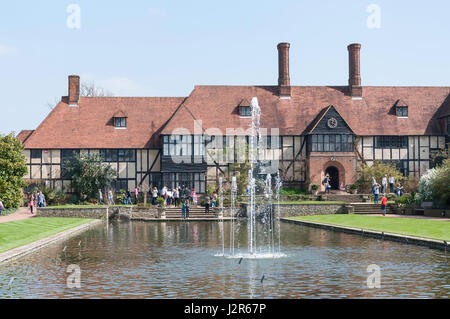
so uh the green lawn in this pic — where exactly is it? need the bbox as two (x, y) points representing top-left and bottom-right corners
(288, 215), (450, 241)
(0, 217), (94, 253)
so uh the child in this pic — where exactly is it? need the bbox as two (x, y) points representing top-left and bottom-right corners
(28, 194), (35, 215)
(191, 188), (197, 206)
(381, 193), (388, 216)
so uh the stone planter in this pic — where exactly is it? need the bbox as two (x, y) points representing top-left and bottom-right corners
(157, 207), (166, 219)
(350, 189), (358, 194)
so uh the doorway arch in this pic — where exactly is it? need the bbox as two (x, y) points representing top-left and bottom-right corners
(324, 166), (339, 190)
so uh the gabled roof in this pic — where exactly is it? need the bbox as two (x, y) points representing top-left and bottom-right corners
(16, 130), (34, 144)
(161, 85), (450, 136)
(112, 109), (128, 118)
(23, 97), (185, 149)
(305, 105), (355, 134)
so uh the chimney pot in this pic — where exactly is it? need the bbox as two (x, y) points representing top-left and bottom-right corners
(348, 43), (362, 97)
(277, 42), (291, 97)
(68, 75), (80, 105)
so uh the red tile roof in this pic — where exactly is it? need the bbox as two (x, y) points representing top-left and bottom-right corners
(23, 97), (185, 149)
(16, 130), (34, 144)
(161, 85), (450, 136)
(21, 85), (449, 150)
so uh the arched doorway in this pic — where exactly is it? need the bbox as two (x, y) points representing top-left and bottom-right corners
(325, 166), (339, 190)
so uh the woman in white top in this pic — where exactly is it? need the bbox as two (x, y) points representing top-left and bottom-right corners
(388, 174), (395, 193)
(381, 175), (388, 193)
(152, 187), (158, 206)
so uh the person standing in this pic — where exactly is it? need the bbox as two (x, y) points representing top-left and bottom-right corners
(388, 175), (395, 193)
(371, 177), (377, 194)
(191, 188), (197, 206)
(0, 198), (4, 215)
(37, 191), (46, 208)
(28, 193), (35, 215)
(205, 195), (211, 214)
(381, 174), (388, 194)
(152, 187), (158, 206)
(166, 188), (173, 207)
(183, 199), (190, 218)
(381, 194), (388, 216)
(211, 192), (217, 208)
(396, 183), (404, 197)
(174, 187), (180, 207)
(126, 190), (132, 205)
(134, 186), (139, 204)
(108, 189), (115, 205)
(373, 183), (380, 204)
(323, 174), (331, 194)
(181, 200), (186, 219)
(98, 189), (104, 205)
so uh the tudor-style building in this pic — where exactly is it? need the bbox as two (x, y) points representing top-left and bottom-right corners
(18, 43), (450, 193)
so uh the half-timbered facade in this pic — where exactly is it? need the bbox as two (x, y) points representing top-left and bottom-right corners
(18, 43), (450, 193)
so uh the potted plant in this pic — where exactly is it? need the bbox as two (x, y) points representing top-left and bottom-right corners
(157, 197), (166, 218)
(350, 184), (358, 194)
(310, 184), (319, 196)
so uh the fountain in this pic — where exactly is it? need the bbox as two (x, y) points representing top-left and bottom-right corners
(217, 97), (285, 259)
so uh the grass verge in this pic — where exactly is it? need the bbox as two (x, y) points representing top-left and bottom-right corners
(288, 215), (450, 241)
(0, 217), (94, 253)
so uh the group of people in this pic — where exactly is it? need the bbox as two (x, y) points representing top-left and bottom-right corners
(371, 175), (404, 200)
(98, 187), (140, 205)
(27, 190), (46, 215)
(371, 175), (404, 216)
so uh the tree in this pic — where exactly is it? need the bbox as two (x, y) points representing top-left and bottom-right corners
(47, 82), (113, 110)
(0, 134), (27, 208)
(355, 160), (405, 193)
(65, 153), (116, 202)
(419, 158), (450, 207)
(80, 82), (113, 97)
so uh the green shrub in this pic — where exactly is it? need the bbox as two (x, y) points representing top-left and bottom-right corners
(0, 134), (27, 208)
(280, 188), (307, 196)
(157, 197), (165, 207)
(310, 184), (319, 191)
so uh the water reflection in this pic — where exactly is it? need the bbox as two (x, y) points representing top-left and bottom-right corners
(0, 220), (448, 298)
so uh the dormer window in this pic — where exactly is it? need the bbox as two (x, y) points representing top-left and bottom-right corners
(237, 98), (251, 117)
(240, 106), (251, 117)
(395, 100), (408, 118)
(397, 107), (408, 118)
(114, 117), (127, 128)
(112, 109), (128, 129)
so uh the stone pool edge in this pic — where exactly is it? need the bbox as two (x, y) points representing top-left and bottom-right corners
(281, 217), (448, 251)
(0, 219), (103, 264)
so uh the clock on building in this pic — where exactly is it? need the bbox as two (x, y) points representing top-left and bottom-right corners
(327, 117), (338, 128)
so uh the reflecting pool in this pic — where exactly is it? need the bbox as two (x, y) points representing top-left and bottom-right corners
(0, 220), (448, 298)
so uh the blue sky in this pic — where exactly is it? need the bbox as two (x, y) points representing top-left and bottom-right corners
(0, 0), (449, 135)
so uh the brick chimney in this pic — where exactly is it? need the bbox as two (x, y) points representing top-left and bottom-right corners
(277, 42), (291, 98)
(348, 43), (362, 97)
(68, 75), (80, 105)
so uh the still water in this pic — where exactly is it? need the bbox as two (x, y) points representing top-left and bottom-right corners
(0, 220), (448, 298)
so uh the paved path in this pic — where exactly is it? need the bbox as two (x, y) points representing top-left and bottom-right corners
(0, 207), (35, 224)
(364, 213), (450, 221)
